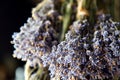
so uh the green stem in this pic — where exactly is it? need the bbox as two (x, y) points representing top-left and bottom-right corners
(60, 0), (73, 41)
(89, 0), (97, 24)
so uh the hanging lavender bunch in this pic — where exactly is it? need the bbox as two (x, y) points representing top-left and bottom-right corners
(45, 19), (90, 80)
(44, 14), (120, 80)
(11, 0), (62, 61)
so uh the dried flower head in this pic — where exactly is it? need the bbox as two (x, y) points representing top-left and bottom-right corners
(11, 17), (59, 61)
(11, 0), (62, 61)
(44, 19), (90, 80)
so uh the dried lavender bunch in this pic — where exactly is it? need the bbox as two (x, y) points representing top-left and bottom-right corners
(11, 1), (62, 61)
(43, 19), (91, 80)
(41, 14), (120, 80)
(11, 0), (62, 80)
(11, 18), (59, 61)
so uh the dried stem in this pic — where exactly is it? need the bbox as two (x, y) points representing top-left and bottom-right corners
(76, 0), (89, 20)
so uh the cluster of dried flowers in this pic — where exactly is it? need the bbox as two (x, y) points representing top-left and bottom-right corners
(11, 0), (120, 80)
(45, 15), (120, 80)
(11, 0), (61, 61)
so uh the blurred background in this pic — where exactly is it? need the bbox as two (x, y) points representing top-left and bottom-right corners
(0, 0), (119, 80)
(0, 0), (40, 80)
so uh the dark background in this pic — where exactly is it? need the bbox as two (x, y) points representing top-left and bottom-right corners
(0, 0), (37, 80)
